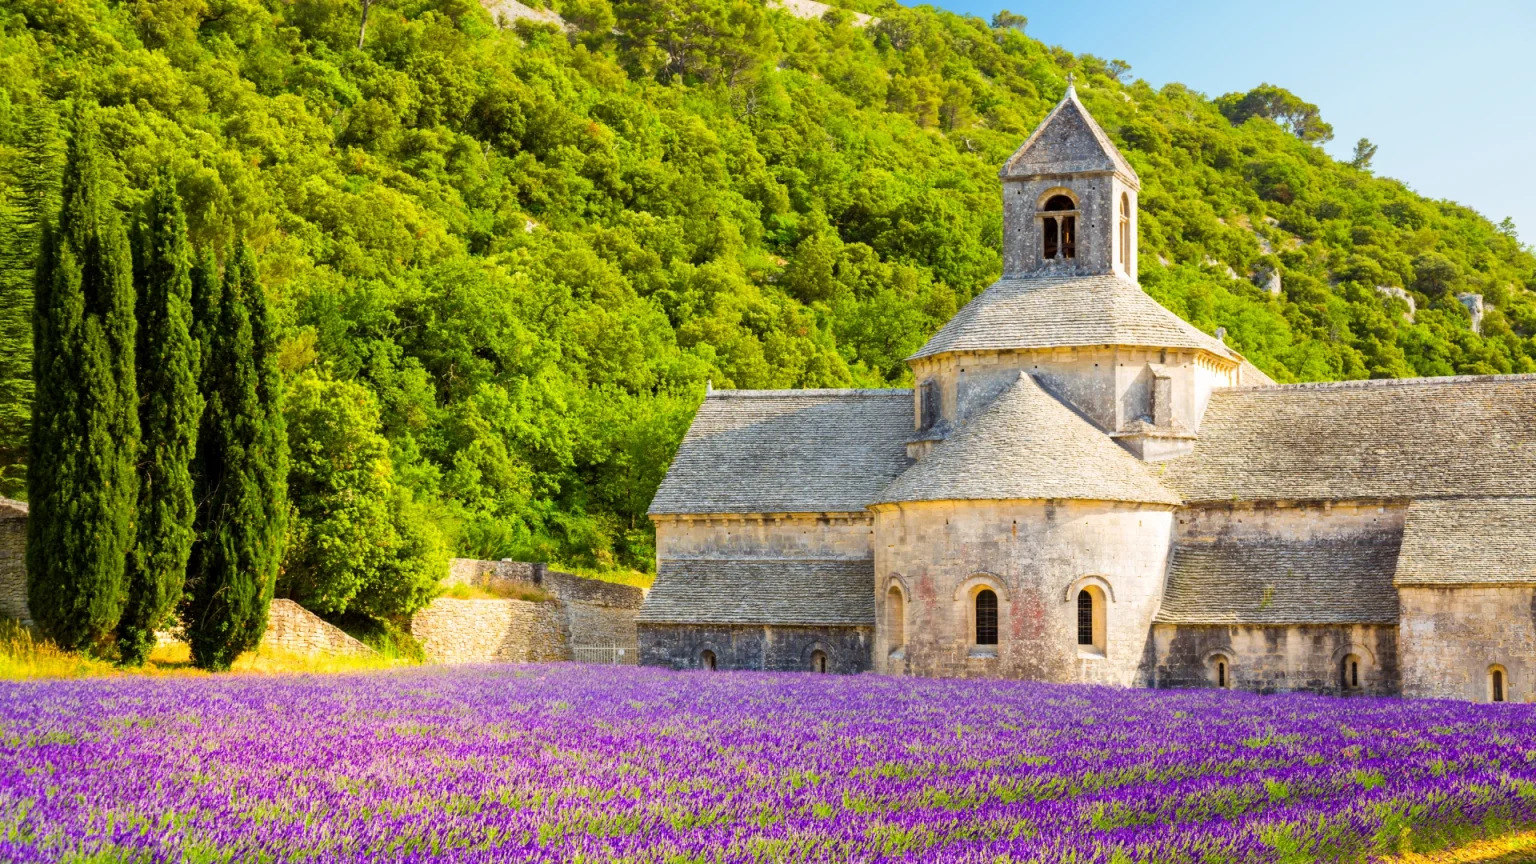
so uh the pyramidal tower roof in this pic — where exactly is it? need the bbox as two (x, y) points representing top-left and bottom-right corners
(874, 372), (1181, 506)
(1000, 83), (1139, 185)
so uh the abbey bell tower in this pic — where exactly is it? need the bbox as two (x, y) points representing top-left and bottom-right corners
(1000, 82), (1140, 279)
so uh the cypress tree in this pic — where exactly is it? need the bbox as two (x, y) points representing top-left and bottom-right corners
(26, 105), (138, 652)
(117, 172), (201, 666)
(184, 243), (287, 670)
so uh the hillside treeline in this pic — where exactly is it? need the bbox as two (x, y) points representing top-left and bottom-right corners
(0, 0), (1530, 589)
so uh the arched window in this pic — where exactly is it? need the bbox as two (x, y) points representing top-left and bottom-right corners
(886, 585), (906, 651)
(811, 650), (827, 673)
(1210, 654), (1231, 689)
(1118, 193), (1131, 272)
(975, 589), (998, 646)
(1039, 194), (1077, 261)
(1075, 587), (1105, 654)
(700, 649), (717, 671)
(1340, 654), (1362, 692)
(1490, 665), (1508, 703)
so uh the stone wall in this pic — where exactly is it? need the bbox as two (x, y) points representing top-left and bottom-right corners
(412, 597), (569, 664)
(653, 513), (873, 561)
(259, 600), (375, 657)
(0, 499), (27, 623)
(1150, 623), (1399, 696)
(1399, 586), (1536, 702)
(872, 498), (1174, 684)
(439, 559), (644, 655)
(639, 623), (873, 673)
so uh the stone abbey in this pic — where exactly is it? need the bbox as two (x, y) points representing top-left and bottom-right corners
(638, 85), (1536, 702)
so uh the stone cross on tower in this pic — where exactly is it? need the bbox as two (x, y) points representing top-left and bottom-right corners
(997, 84), (1140, 278)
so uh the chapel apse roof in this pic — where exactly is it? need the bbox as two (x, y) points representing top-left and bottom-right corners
(1000, 84), (1139, 183)
(1156, 535), (1401, 626)
(1161, 374), (1536, 503)
(638, 559), (875, 626)
(1394, 497), (1536, 586)
(908, 274), (1240, 362)
(874, 372), (1180, 507)
(647, 389), (914, 516)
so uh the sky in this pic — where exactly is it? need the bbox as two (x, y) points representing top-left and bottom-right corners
(920, 0), (1536, 247)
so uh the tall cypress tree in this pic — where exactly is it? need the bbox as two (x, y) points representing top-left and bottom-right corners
(184, 243), (286, 670)
(117, 172), (201, 666)
(26, 105), (138, 651)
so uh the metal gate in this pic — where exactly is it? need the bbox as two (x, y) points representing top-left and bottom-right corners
(570, 642), (639, 665)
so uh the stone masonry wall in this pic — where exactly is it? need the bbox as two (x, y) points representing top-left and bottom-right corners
(441, 559), (643, 652)
(1399, 586), (1536, 702)
(1150, 623), (1399, 696)
(0, 503), (27, 623)
(412, 597), (569, 664)
(259, 599), (375, 657)
(639, 623), (873, 674)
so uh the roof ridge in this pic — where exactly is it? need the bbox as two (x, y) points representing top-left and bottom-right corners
(1226, 372), (1536, 394)
(708, 388), (912, 399)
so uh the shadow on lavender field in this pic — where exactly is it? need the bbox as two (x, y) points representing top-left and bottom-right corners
(2, 664), (1533, 862)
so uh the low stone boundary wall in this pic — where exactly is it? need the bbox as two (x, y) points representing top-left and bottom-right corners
(412, 597), (567, 664)
(0, 499), (29, 624)
(416, 560), (645, 664)
(260, 600), (375, 657)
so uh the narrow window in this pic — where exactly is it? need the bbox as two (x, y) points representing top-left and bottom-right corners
(1217, 660), (1227, 688)
(1118, 193), (1131, 271)
(919, 380), (940, 431)
(886, 586), (905, 650)
(811, 650), (827, 673)
(1061, 215), (1076, 259)
(975, 590), (998, 646)
(1340, 654), (1362, 691)
(1076, 590), (1094, 646)
(1493, 668), (1506, 703)
(700, 649), (716, 671)
(1210, 654), (1231, 688)
(1042, 217), (1058, 260)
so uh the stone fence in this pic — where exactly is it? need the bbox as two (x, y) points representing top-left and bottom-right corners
(0, 499), (28, 624)
(413, 559), (645, 664)
(259, 600), (375, 657)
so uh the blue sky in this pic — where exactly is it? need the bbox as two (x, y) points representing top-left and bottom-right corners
(919, 0), (1536, 249)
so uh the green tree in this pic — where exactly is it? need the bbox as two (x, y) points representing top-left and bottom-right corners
(280, 370), (442, 621)
(1350, 138), (1378, 171)
(184, 243), (286, 670)
(1217, 84), (1334, 143)
(25, 105), (138, 652)
(117, 171), (202, 666)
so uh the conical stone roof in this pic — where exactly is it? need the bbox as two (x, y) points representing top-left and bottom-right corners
(874, 372), (1181, 506)
(1000, 85), (1138, 183)
(908, 274), (1237, 361)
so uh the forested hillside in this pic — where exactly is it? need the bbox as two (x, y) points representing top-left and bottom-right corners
(0, 0), (1531, 577)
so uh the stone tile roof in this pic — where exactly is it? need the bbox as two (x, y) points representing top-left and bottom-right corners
(1157, 537), (1402, 625)
(1001, 85), (1139, 183)
(0, 498), (26, 520)
(637, 559), (875, 626)
(1162, 374), (1536, 503)
(874, 372), (1181, 506)
(648, 389), (914, 516)
(908, 274), (1237, 361)
(1395, 497), (1536, 585)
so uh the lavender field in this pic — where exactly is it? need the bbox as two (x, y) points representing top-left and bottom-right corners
(2, 666), (1535, 862)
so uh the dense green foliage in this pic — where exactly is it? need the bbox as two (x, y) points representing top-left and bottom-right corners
(184, 244), (287, 670)
(0, 0), (1531, 579)
(25, 107), (139, 652)
(281, 369), (445, 621)
(118, 172), (203, 666)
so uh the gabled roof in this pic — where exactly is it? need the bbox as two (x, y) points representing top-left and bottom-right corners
(874, 372), (1180, 506)
(638, 559), (875, 626)
(648, 389), (914, 516)
(1156, 536), (1402, 625)
(1395, 497), (1536, 586)
(1161, 374), (1536, 503)
(908, 274), (1239, 362)
(1000, 85), (1139, 184)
